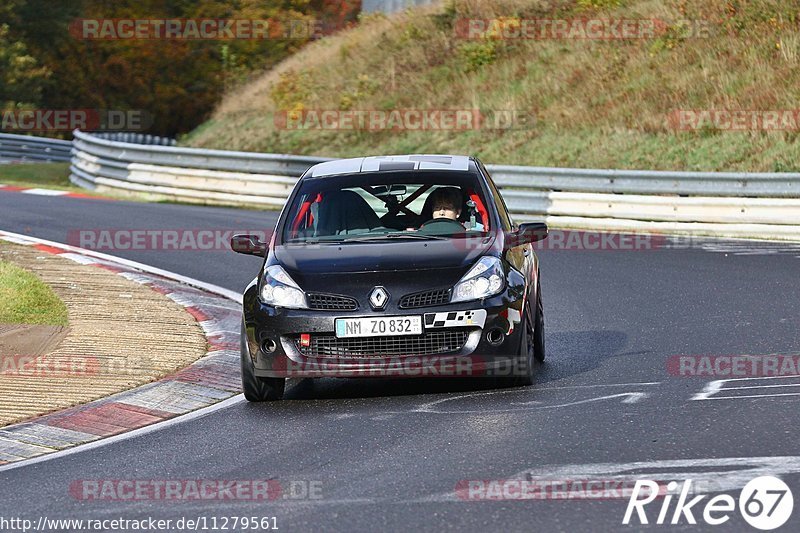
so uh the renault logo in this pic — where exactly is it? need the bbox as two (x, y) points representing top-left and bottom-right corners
(369, 286), (389, 310)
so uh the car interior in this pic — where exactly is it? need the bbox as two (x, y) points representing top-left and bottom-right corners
(286, 183), (491, 240)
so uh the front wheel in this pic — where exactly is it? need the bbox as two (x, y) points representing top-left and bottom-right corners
(513, 300), (536, 386)
(505, 280), (544, 387)
(241, 323), (285, 402)
(533, 279), (545, 363)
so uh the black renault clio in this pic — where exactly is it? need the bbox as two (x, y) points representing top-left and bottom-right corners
(232, 155), (548, 401)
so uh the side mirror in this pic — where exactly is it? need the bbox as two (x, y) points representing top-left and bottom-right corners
(231, 234), (268, 257)
(506, 222), (548, 248)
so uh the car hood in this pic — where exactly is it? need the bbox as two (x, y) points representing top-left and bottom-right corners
(274, 236), (496, 275)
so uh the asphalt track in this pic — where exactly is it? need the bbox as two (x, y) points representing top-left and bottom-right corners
(2, 190), (800, 531)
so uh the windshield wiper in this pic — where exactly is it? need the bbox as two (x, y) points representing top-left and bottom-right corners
(285, 238), (347, 245)
(346, 233), (449, 242)
(287, 233), (449, 244)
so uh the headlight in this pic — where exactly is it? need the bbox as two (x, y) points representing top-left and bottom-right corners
(451, 256), (505, 303)
(260, 265), (308, 309)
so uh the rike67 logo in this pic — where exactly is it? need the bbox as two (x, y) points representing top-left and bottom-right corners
(624, 476), (794, 530)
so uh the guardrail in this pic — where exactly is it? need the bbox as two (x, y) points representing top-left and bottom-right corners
(0, 133), (72, 163)
(69, 130), (327, 206)
(18, 129), (792, 241)
(92, 132), (177, 146)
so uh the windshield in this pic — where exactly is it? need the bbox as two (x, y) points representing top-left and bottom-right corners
(282, 172), (492, 243)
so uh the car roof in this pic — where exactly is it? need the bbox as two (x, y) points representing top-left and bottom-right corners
(306, 154), (473, 178)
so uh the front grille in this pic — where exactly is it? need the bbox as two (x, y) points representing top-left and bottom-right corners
(294, 329), (471, 358)
(307, 293), (358, 311)
(399, 288), (451, 308)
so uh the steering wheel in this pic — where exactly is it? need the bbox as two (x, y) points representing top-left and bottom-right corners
(419, 218), (464, 231)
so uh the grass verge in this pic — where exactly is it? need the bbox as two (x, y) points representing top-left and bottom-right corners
(0, 257), (69, 326)
(0, 163), (84, 191)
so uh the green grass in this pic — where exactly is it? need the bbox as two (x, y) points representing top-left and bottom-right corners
(182, 0), (800, 172)
(0, 259), (68, 326)
(0, 163), (86, 192)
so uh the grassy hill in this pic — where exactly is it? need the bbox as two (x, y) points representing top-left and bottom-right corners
(183, 0), (800, 172)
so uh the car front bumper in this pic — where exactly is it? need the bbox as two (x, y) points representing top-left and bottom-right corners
(243, 291), (528, 379)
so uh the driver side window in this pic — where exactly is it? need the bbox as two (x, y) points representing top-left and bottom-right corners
(482, 165), (512, 231)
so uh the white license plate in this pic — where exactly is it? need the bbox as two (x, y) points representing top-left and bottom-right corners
(335, 316), (422, 338)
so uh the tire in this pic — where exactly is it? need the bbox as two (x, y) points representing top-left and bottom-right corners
(533, 279), (545, 363)
(502, 279), (544, 387)
(241, 323), (285, 402)
(513, 300), (536, 386)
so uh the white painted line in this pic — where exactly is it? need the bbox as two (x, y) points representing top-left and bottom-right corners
(691, 379), (725, 400)
(420, 456), (800, 502)
(700, 374), (800, 384)
(695, 392), (800, 401)
(0, 230), (242, 302)
(719, 383), (800, 391)
(511, 392), (649, 408)
(691, 375), (800, 400)
(0, 395), (244, 473)
(535, 381), (660, 390)
(20, 188), (69, 196)
(0, 235), (32, 245)
(348, 385), (659, 417)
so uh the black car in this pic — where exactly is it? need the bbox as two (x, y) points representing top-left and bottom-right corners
(232, 154), (548, 401)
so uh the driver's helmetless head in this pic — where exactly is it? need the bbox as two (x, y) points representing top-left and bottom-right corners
(430, 188), (462, 220)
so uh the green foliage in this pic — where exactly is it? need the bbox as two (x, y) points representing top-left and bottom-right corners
(0, 23), (49, 106)
(0, 0), (361, 136)
(270, 69), (313, 111)
(458, 40), (498, 71)
(0, 258), (68, 326)
(772, 159), (799, 173)
(577, 0), (623, 9)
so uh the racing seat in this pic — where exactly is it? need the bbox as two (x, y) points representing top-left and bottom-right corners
(315, 190), (382, 236)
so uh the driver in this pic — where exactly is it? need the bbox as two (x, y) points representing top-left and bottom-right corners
(418, 187), (468, 234)
(429, 187), (462, 221)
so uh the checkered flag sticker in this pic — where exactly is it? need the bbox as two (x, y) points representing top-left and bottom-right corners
(424, 309), (487, 328)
